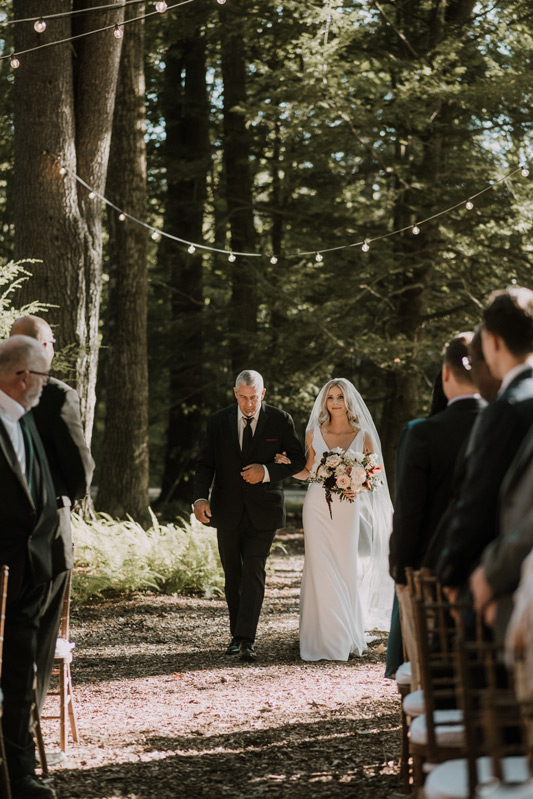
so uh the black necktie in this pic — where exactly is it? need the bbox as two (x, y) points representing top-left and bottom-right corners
(20, 415), (38, 505)
(242, 416), (254, 462)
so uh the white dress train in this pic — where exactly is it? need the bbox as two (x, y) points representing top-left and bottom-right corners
(299, 426), (368, 661)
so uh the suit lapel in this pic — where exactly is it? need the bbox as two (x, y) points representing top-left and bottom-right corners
(0, 417), (34, 506)
(250, 405), (268, 455)
(228, 405), (240, 454)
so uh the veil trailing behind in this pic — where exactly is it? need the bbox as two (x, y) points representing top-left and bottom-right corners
(306, 378), (394, 632)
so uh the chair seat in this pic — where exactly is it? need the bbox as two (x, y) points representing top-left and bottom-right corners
(396, 661), (412, 686)
(424, 756), (531, 799)
(409, 709), (464, 747)
(476, 780), (533, 798)
(403, 688), (425, 718)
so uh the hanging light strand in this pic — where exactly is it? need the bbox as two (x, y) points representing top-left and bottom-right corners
(57, 159), (529, 261)
(0, 0), (164, 27)
(0, 0), (195, 64)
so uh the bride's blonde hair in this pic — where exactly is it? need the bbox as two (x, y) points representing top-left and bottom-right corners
(316, 378), (360, 428)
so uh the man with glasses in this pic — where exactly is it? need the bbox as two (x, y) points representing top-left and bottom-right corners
(0, 335), (57, 799)
(10, 316), (94, 729)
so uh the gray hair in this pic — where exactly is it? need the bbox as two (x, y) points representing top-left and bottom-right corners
(234, 370), (264, 391)
(0, 335), (48, 377)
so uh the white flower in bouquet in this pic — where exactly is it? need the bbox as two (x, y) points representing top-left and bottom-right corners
(336, 473), (351, 490)
(335, 463), (347, 475)
(317, 464), (330, 480)
(325, 453), (343, 468)
(352, 451), (365, 463)
(350, 465), (367, 490)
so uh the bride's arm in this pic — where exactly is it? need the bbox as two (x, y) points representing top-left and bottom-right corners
(275, 430), (314, 479)
(363, 432), (374, 456)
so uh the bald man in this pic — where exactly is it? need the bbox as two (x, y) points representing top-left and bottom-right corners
(10, 317), (94, 718)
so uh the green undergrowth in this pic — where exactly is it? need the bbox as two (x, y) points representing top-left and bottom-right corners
(71, 510), (224, 603)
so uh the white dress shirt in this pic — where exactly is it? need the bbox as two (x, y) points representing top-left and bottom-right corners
(0, 388), (27, 472)
(498, 362), (532, 397)
(237, 407), (270, 482)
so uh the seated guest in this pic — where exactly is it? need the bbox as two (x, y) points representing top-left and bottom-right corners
(470, 421), (533, 645)
(436, 287), (533, 599)
(505, 546), (533, 699)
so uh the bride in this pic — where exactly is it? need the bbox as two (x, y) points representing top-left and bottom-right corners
(277, 378), (394, 661)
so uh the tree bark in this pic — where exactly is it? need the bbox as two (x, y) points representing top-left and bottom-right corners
(13, 0), (124, 445)
(156, 6), (210, 506)
(96, 3), (151, 524)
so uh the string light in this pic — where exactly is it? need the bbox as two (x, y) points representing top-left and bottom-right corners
(0, 1), (149, 27)
(34, 19), (47, 34)
(155, 1), (168, 10)
(88, 191), (96, 199)
(217, 0), (227, 4)
(59, 166), (66, 176)
(118, 213), (126, 221)
(57, 159), (528, 262)
(151, 231), (160, 241)
(465, 200), (474, 210)
(10, 55), (20, 69)
(113, 24), (124, 38)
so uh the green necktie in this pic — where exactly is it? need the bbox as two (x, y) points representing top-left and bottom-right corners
(20, 415), (38, 505)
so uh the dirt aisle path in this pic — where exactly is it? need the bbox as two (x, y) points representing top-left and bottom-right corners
(46, 531), (402, 798)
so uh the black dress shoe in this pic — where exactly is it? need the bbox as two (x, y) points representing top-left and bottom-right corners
(239, 640), (256, 662)
(226, 637), (240, 655)
(11, 774), (56, 799)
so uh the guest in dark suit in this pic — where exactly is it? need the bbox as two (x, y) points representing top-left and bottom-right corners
(469, 422), (533, 645)
(0, 335), (58, 799)
(436, 287), (533, 595)
(194, 370), (305, 661)
(389, 333), (484, 586)
(10, 316), (95, 716)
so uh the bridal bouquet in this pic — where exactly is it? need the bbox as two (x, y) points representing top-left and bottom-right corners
(309, 447), (383, 518)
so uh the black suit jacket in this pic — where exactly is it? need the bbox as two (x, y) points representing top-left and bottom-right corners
(0, 411), (58, 587)
(437, 368), (533, 586)
(31, 377), (95, 574)
(194, 402), (306, 531)
(389, 397), (484, 584)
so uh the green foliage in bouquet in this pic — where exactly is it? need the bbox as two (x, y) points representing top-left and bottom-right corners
(71, 510), (224, 602)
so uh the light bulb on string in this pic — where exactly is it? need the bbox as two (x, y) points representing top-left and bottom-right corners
(10, 54), (20, 69)
(59, 166), (66, 176)
(155, 1), (168, 10)
(361, 240), (370, 252)
(228, 253), (236, 262)
(34, 19), (47, 33)
(118, 213), (126, 222)
(315, 253), (323, 262)
(521, 167), (529, 177)
(412, 225), (420, 235)
(88, 191), (96, 199)
(151, 231), (160, 241)
(217, 0), (227, 5)
(113, 25), (124, 39)
(188, 244), (196, 254)
(465, 201), (474, 211)
(270, 256), (278, 265)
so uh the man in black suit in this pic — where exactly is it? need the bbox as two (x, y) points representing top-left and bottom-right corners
(436, 287), (533, 596)
(194, 370), (305, 661)
(389, 333), (485, 586)
(0, 335), (58, 799)
(10, 316), (95, 716)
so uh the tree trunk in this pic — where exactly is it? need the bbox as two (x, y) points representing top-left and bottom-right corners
(96, 3), (151, 525)
(13, 0), (124, 446)
(219, 0), (258, 375)
(156, 7), (210, 507)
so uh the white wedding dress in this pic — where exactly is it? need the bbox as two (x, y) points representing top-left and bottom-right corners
(299, 426), (368, 661)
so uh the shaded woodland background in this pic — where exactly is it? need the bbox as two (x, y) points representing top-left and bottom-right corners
(0, 0), (532, 525)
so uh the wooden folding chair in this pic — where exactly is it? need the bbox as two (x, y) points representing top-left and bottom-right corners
(0, 564), (12, 799)
(41, 572), (79, 753)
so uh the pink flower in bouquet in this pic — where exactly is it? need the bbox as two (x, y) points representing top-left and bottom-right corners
(336, 473), (351, 489)
(350, 465), (367, 489)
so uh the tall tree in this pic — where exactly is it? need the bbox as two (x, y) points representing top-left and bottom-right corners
(13, 0), (124, 443)
(96, 3), (151, 524)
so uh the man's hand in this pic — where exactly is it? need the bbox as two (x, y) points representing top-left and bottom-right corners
(241, 464), (265, 484)
(193, 499), (212, 524)
(469, 565), (494, 613)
